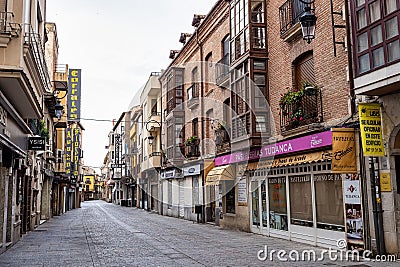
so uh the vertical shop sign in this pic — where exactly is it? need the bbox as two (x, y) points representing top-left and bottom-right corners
(114, 134), (120, 164)
(65, 128), (72, 177)
(343, 174), (365, 250)
(358, 103), (384, 156)
(73, 128), (80, 179)
(67, 69), (81, 122)
(332, 128), (357, 173)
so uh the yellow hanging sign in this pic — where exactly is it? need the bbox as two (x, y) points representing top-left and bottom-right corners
(358, 103), (385, 156)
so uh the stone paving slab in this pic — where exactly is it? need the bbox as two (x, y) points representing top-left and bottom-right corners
(0, 200), (398, 266)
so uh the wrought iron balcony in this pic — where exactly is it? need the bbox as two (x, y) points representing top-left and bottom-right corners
(24, 24), (52, 93)
(187, 83), (199, 109)
(279, 0), (312, 36)
(184, 139), (200, 158)
(215, 127), (231, 154)
(215, 54), (229, 86)
(280, 87), (323, 132)
(0, 12), (21, 37)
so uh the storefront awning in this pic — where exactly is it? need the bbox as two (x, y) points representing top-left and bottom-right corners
(205, 165), (235, 186)
(247, 150), (332, 171)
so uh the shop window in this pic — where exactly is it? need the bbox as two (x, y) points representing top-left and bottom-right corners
(251, 181), (259, 225)
(314, 174), (345, 231)
(224, 180), (236, 214)
(268, 177), (288, 230)
(289, 175), (313, 227)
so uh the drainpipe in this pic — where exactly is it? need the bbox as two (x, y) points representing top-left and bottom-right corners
(344, 0), (355, 116)
(196, 28), (206, 223)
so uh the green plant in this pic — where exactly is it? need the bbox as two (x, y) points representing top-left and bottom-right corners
(279, 83), (319, 108)
(184, 136), (198, 146)
(39, 119), (50, 140)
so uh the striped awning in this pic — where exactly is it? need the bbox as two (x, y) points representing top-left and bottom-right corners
(205, 165), (235, 186)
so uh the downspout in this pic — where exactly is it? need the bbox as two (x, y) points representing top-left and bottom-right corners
(196, 28), (206, 223)
(344, 0), (355, 116)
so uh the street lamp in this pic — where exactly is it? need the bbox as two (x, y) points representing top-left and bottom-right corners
(145, 119), (161, 148)
(299, 0), (317, 44)
(52, 81), (68, 120)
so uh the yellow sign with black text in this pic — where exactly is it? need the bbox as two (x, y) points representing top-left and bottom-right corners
(358, 103), (385, 156)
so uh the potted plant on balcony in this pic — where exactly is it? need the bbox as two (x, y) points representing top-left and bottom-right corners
(184, 136), (198, 146)
(39, 119), (50, 140)
(302, 82), (318, 96)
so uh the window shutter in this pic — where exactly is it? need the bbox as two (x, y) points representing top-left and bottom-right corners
(295, 53), (315, 88)
(0, 1), (6, 12)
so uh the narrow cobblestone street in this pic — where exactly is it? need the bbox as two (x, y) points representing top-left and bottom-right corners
(0, 200), (397, 267)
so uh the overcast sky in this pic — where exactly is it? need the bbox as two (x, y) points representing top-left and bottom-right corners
(46, 0), (216, 171)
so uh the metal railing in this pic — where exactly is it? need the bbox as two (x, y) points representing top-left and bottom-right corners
(185, 139), (200, 158)
(279, 0), (312, 35)
(24, 24), (52, 93)
(215, 54), (230, 85)
(215, 127), (231, 154)
(0, 11), (21, 35)
(187, 83), (199, 108)
(280, 87), (323, 132)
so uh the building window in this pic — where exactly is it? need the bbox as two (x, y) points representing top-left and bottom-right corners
(192, 118), (198, 137)
(293, 52), (315, 89)
(255, 114), (267, 132)
(351, 0), (400, 75)
(230, 0), (250, 62)
(289, 175), (313, 227)
(205, 53), (213, 93)
(166, 69), (184, 114)
(251, 0), (264, 23)
(252, 27), (266, 49)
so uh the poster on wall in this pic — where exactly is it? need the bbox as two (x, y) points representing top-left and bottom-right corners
(237, 177), (247, 205)
(332, 128), (357, 173)
(358, 103), (385, 156)
(343, 173), (365, 250)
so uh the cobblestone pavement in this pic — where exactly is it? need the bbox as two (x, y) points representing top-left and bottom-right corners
(0, 200), (398, 267)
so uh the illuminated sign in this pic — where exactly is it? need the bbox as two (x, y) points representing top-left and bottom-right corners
(67, 69), (81, 121)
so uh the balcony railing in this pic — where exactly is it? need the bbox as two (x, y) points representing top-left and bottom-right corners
(215, 128), (231, 154)
(184, 140), (200, 158)
(187, 83), (199, 109)
(24, 24), (52, 93)
(279, 0), (311, 36)
(280, 87), (323, 132)
(216, 54), (230, 85)
(0, 12), (21, 36)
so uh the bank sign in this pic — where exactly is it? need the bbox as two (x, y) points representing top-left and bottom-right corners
(358, 103), (385, 156)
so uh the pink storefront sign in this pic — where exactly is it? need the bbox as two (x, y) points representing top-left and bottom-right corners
(215, 130), (332, 166)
